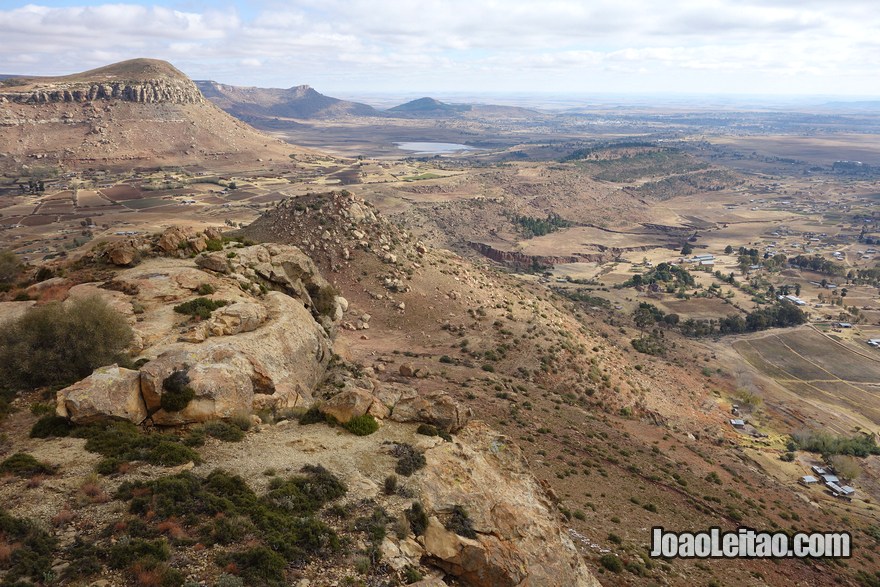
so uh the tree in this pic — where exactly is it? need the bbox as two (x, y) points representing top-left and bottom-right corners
(633, 306), (656, 336)
(0, 295), (134, 389)
(794, 283), (801, 296)
(829, 455), (862, 480)
(681, 242), (693, 255)
(0, 250), (21, 285)
(724, 245), (734, 254)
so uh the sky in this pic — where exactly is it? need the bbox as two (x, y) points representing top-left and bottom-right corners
(0, 0), (879, 98)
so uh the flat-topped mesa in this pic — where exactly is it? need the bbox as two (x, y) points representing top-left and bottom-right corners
(0, 58), (204, 105)
(0, 79), (203, 105)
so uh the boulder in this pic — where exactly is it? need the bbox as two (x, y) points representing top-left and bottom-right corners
(106, 243), (139, 266)
(140, 292), (331, 423)
(157, 226), (193, 254)
(390, 388), (471, 433)
(56, 365), (147, 424)
(417, 423), (600, 587)
(319, 387), (375, 423)
(195, 251), (231, 274)
(207, 302), (268, 336)
(399, 363), (416, 377)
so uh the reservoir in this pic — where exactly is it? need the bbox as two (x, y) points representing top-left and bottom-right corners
(395, 142), (476, 154)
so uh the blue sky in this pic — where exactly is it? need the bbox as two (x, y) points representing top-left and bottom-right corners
(1, 1), (879, 97)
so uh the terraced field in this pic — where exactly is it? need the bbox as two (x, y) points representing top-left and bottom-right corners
(734, 327), (880, 427)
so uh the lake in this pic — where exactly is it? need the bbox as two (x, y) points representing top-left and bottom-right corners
(395, 142), (476, 155)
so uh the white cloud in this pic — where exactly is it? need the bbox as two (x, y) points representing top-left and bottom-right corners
(0, 1), (878, 95)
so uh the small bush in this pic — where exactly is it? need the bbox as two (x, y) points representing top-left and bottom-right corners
(298, 406), (326, 425)
(0, 508), (57, 582)
(416, 423), (451, 441)
(229, 412), (253, 431)
(446, 505), (477, 539)
(406, 502), (429, 536)
(0, 249), (21, 284)
(599, 553), (623, 573)
(160, 370), (195, 412)
(403, 565), (424, 583)
(205, 239), (223, 252)
(222, 546), (286, 585)
(343, 414), (378, 436)
(197, 283), (216, 295)
(0, 452), (56, 477)
(392, 443), (427, 477)
(77, 421), (200, 472)
(30, 415), (73, 438)
(204, 420), (246, 442)
(173, 297), (228, 320)
(384, 475), (398, 495)
(107, 538), (170, 569)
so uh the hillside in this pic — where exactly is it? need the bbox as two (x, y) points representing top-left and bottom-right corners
(387, 97), (472, 117)
(0, 59), (306, 171)
(196, 81), (381, 119)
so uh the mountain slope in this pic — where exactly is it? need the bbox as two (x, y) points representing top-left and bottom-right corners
(196, 80), (381, 119)
(387, 96), (471, 117)
(0, 58), (305, 171)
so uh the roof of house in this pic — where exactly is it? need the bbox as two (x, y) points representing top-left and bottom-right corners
(801, 475), (818, 483)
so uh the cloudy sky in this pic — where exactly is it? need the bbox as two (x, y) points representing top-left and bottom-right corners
(0, 0), (878, 97)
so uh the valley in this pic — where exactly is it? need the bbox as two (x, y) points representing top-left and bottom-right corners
(3, 60), (880, 586)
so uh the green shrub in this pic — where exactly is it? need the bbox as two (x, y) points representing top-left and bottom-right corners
(343, 414), (378, 436)
(446, 505), (477, 538)
(406, 502), (428, 536)
(0, 249), (21, 284)
(76, 421), (200, 472)
(0, 508), (56, 582)
(107, 538), (170, 569)
(222, 546), (285, 585)
(416, 423), (452, 441)
(599, 554), (623, 572)
(205, 239), (223, 252)
(160, 370), (195, 412)
(29, 414), (73, 438)
(392, 443), (427, 476)
(173, 297), (228, 320)
(404, 566), (424, 584)
(204, 420), (246, 442)
(0, 296), (134, 390)
(229, 412), (253, 431)
(384, 475), (398, 495)
(298, 406), (326, 425)
(197, 283), (216, 295)
(0, 452), (56, 477)
(308, 284), (339, 319)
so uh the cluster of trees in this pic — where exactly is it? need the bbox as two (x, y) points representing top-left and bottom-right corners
(677, 302), (807, 337)
(510, 213), (571, 237)
(623, 262), (696, 289)
(789, 254), (845, 276)
(632, 299), (806, 338)
(18, 179), (45, 194)
(848, 267), (880, 287)
(790, 430), (880, 458)
(560, 140), (656, 162)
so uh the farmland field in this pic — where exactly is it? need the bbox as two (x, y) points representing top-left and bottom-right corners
(734, 327), (880, 427)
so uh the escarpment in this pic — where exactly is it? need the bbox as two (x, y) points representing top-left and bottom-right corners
(0, 79), (204, 105)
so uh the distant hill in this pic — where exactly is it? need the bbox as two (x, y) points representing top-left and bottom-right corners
(196, 81), (381, 120)
(386, 96), (540, 119)
(387, 97), (471, 117)
(0, 58), (305, 170)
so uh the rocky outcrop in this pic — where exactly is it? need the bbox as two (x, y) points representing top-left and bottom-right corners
(55, 244), (338, 425)
(0, 80), (203, 105)
(468, 242), (583, 268)
(417, 422), (600, 587)
(56, 365), (147, 425)
(389, 387), (472, 433)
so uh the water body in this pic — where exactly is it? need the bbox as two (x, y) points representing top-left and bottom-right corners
(394, 142), (476, 155)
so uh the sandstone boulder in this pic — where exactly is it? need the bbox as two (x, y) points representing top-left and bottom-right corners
(417, 422), (599, 587)
(207, 301), (268, 336)
(140, 292), (331, 423)
(56, 365), (147, 424)
(319, 387), (375, 423)
(106, 242), (140, 266)
(390, 388), (471, 433)
(157, 226), (193, 254)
